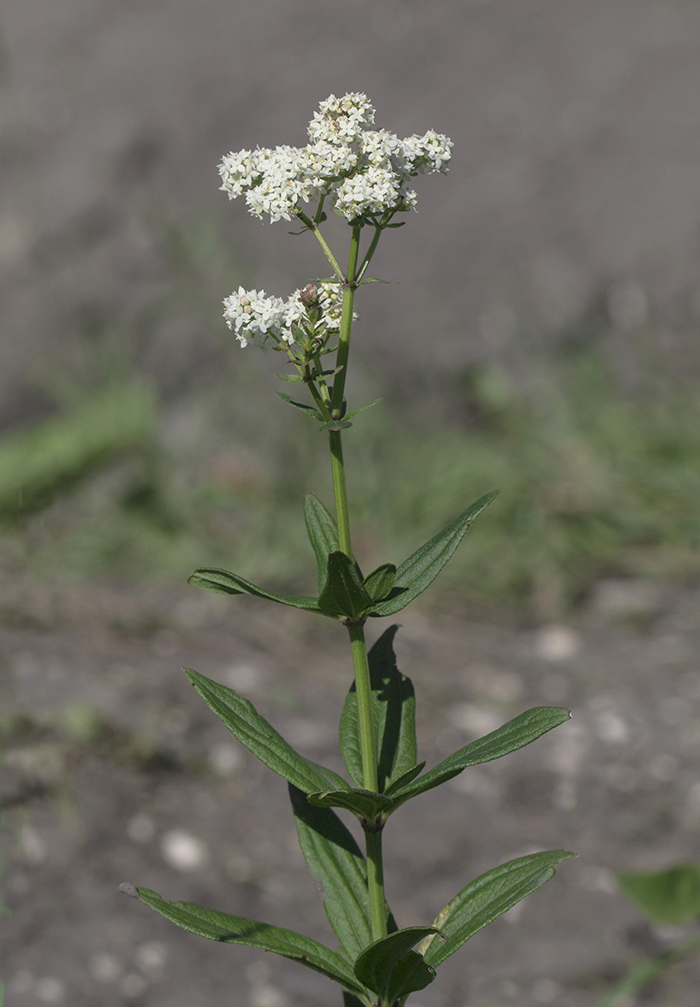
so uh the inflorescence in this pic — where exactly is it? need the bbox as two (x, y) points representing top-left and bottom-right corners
(220, 93), (452, 348)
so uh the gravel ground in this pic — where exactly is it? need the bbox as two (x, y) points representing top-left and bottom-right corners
(3, 577), (700, 1007)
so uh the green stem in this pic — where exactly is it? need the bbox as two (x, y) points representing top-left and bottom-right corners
(297, 210), (344, 282)
(599, 934), (700, 1007)
(329, 430), (352, 556)
(365, 828), (387, 943)
(330, 226), (361, 418)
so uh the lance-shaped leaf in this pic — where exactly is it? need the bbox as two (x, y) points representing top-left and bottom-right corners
(304, 493), (340, 594)
(362, 564), (397, 603)
(137, 887), (371, 1002)
(344, 398), (383, 421)
(186, 669), (348, 795)
(307, 789), (394, 823)
(339, 626), (418, 792)
(367, 490), (502, 617)
(275, 390), (324, 421)
(188, 568), (322, 614)
(384, 762), (425, 797)
(318, 552), (372, 620)
(289, 785), (373, 959)
(354, 927), (442, 1003)
(389, 707), (570, 806)
(421, 850), (575, 968)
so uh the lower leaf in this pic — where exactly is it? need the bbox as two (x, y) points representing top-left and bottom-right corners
(354, 926), (442, 1003)
(137, 886), (371, 1002)
(421, 849), (576, 968)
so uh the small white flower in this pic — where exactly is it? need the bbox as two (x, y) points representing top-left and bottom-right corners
(217, 93), (452, 225)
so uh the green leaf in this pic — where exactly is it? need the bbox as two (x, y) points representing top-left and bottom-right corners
(188, 568), (322, 614)
(384, 762), (426, 796)
(275, 390), (323, 420)
(390, 707), (570, 805)
(362, 564), (396, 603)
(307, 789), (394, 823)
(304, 493), (340, 594)
(354, 927), (441, 1002)
(367, 490), (502, 617)
(318, 552), (372, 620)
(137, 887), (370, 1001)
(339, 626), (418, 792)
(617, 865), (700, 925)
(421, 850), (576, 968)
(288, 785), (373, 959)
(344, 398), (383, 421)
(275, 372), (305, 383)
(185, 669), (348, 795)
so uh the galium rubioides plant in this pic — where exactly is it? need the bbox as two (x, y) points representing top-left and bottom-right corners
(123, 93), (574, 1006)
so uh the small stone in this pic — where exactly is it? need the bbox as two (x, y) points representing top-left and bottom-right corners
(160, 829), (208, 872)
(10, 970), (34, 994)
(535, 625), (580, 662)
(127, 814), (156, 843)
(224, 663), (262, 692)
(122, 972), (148, 998)
(595, 711), (629, 744)
(250, 984), (287, 1007)
(532, 978), (561, 1003)
(90, 953), (123, 983)
(448, 703), (501, 737)
(35, 977), (66, 1004)
(19, 825), (47, 864)
(648, 753), (678, 782)
(208, 742), (243, 776)
(135, 941), (167, 978)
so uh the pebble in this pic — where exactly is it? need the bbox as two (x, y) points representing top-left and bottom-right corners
(90, 952), (123, 983)
(127, 813), (156, 843)
(135, 941), (167, 978)
(35, 977), (66, 1004)
(448, 703), (501, 737)
(208, 742), (243, 775)
(122, 973), (148, 998)
(160, 829), (208, 871)
(535, 625), (580, 661)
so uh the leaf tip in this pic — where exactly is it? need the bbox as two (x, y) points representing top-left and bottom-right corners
(118, 881), (140, 900)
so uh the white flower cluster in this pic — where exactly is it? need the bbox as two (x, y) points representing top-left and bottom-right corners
(219, 93), (453, 223)
(223, 283), (346, 348)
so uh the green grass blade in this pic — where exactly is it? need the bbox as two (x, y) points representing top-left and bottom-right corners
(304, 493), (340, 593)
(391, 707), (570, 804)
(188, 568), (322, 613)
(137, 887), (370, 1000)
(185, 669), (348, 794)
(422, 850), (576, 968)
(354, 927), (441, 1002)
(367, 490), (502, 617)
(289, 785), (373, 960)
(339, 626), (418, 792)
(317, 552), (372, 619)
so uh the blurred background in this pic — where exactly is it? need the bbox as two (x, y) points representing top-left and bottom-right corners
(2, 1), (700, 1005)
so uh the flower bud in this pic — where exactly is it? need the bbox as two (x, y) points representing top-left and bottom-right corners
(299, 284), (323, 324)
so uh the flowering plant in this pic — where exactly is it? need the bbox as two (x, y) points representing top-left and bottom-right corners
(126, 93), (573, 1007)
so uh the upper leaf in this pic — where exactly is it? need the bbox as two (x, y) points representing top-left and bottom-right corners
(354, 926), (441, 1003)
(289, 786), (373, 959)
(304, 493), (340, 593)
(362, 564), (397, 603)
(186, 669), (348, 795)
(367, 490), (502, 617)
(389, 707), (570, 806)
(344, 398), (383, 422)
(188, 568), (323, 614)
(318, 552), (372, 620)
(137, 886), (371, 1002)
(617, 865), (700, 925)
(275, 390), (324, 421)
(339, 626), (417, 792)
(307, 788), (394, 823)
(421, 850), (575, 968)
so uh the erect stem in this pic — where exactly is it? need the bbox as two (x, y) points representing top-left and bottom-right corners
(321, 222), (387, 943)
(330, 225), (361, 418)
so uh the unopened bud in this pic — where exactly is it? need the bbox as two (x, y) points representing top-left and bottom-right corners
(298, 284), (319, 307)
